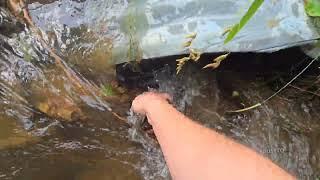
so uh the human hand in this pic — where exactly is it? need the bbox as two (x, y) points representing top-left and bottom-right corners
(131, 92), (172, 116)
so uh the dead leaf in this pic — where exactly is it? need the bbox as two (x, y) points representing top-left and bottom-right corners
(221, 27), (232, 36)
(189, 48), (201, 62)
(203, 53), (230, 69)
(185, 32), (197, 39)
(202, 62), (221, 69)
(182, 40), (193, 48)
(176, 57), (190, 74)
(213, 53), (230, 63)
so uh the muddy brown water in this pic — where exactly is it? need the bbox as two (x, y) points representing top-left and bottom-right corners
(0, 1), (320, 180)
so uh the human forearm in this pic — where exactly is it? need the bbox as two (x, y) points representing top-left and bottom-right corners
(147, 102), (219, 179)
(147, 102), (294, 180)
(132, 92), (295, 180)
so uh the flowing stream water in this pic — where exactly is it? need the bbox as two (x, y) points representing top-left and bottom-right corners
(0, 1), (320, 180)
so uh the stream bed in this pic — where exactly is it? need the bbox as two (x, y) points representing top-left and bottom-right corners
(0, 1), (320, 180)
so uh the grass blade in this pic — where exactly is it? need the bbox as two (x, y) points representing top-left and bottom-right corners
(224, 0), (264, 44)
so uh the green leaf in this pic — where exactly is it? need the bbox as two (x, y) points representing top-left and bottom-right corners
(100, 84), (115, 97)
(305, 0), (320, 17)
(224, 0), (264, 44)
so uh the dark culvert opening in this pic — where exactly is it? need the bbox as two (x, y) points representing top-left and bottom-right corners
(116, 47), (320, 95)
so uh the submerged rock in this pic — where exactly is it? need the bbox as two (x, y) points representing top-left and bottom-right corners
(35, 91), (86, 122)
(0, 6), (86, 122)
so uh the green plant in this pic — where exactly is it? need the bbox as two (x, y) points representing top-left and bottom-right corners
(100, 84), (115, 97)
(224, 0), (264, 44)
(176, 0), (265, 74)
(305, 0), (320, 17)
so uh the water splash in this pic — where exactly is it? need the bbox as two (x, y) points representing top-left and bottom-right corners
(126, 65), (205, 179)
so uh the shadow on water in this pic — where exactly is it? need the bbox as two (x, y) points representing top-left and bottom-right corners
(0, 1), (320, 180)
